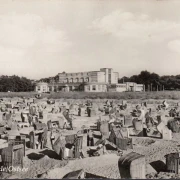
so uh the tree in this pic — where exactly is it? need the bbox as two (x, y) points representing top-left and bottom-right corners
(118, 76), (130, 83)
(0, 75), (34, 92)
(118, 70), (180, 91)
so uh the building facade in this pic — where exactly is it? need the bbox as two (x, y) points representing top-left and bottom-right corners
(108, 82), (145, 92)
(57, 68), (118, 84)
(35, 82), (49, 93)
(35, 68), (144, 93)
(35, 68), (118, 92)
(83, 82), (107, 92)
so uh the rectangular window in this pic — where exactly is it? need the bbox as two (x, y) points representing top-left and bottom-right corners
(86, 78), (89, 82)
(92, 85), (96, 91)
(102, 85), (106, 90)
(98, 85), (101, 90)
(86, 86), (90, 91)
(108, 74), (111, 83)
(43, 86), (46, 92)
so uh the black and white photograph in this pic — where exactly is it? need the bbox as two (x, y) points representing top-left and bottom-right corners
(0, 0), (180, 179)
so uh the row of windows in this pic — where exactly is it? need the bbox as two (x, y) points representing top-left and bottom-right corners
(49, 86), (78, 89)
(37, 86), (47, 91)
(61, 77), (89, 83)
(65, 72), (89, 76)
(48, 86), (80, 92)
(109, 85), (126, 88)
(86, 85), (106, 91)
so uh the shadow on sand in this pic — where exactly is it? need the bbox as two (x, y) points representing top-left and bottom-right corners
(150, 160), (166, 173)
(27, 153), (45, 160)
(39, 149), (60, 160)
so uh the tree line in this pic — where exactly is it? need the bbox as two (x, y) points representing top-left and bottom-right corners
(118, 70), (180, 91)
(0, 75), (35, 92)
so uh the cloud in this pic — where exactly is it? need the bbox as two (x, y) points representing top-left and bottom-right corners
(35, 27), (72, 53)
(0, 13), (72, 78)
(89, 10), (180, 43)
(0, 13), (71, 55)
(0, 46), (24, 64)
(168, 40), (180, 54)
(0, 14), (39, 49)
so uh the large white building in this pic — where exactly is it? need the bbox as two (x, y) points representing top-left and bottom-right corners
(57, 68), (119, 84)
(35, 68), (144, 92)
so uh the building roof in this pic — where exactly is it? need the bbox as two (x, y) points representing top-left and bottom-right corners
(100, 68), (113, 69)
(48, 83), (82, 86)
(58, 68), (113, 75)
(35, 82), (48, 85)
(58, 71), (90, 74)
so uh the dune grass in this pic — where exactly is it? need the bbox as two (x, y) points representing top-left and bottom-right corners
(1, 91), (180, 100)
(47, 91), (180, 100)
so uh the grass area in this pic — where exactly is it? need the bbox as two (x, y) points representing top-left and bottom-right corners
(48, 91), (180, 100)
(1, 91), (180, 100)
(0, 92), (38, 98)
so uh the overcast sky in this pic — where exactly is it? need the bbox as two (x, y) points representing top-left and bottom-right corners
(1, 0), (180, 79)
